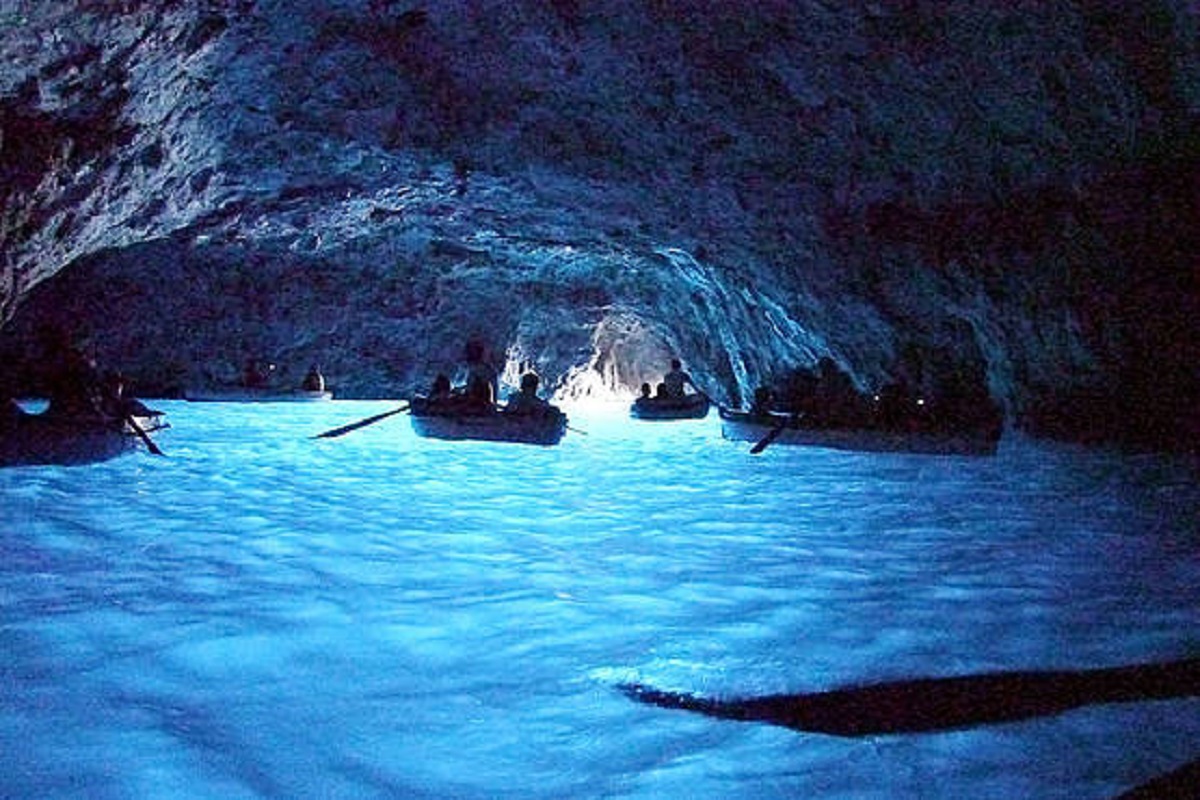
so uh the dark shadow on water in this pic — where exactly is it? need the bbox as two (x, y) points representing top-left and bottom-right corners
(618, 657), (1199, 737)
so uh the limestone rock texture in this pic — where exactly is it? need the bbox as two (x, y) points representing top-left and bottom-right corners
(0, 0), (1196, 449)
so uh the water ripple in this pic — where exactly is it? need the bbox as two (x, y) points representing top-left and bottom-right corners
(1, 402), (1197, 797)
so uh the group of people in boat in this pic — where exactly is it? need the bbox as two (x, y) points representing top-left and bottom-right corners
(1, 330), (156, 431)
(633, 358), (702, 407)
(4, 322), (1000, 459)
(243, 358), (326, 394)
(0, 329), (166, 469)
(748, 356), (1002, 437)
(421, 339), (561, 419)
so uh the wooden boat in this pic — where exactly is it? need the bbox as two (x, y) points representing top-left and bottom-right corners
(184, 387), (333, 402)
(0, 408), (149, 467)
(409, 396), (567, 446)
(719, 407), (1000, 456)
(630, 393), (710, 420)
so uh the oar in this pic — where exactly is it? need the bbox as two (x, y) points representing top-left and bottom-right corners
(312, 404), (409, 439)
(125, 414), (164, 456)
(749, 416), (788, 454)
(619, 656), (1200, 737)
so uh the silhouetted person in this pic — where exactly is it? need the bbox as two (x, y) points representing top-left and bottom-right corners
(750, 385), (774, 416)
(814, 357), (866, 426)
(784, 368), (819, 416)
(633, 382), (653, 410)
(43, 332), (104, 419)
(662, 358), (696, 399)
(242, 358), (273, 389)
(462, 339), (498, 409)
(301, 364), (325, 392)
(429, 373), (453, 402)
(100, 372), (156, 421)
(505, 372), (552, 416)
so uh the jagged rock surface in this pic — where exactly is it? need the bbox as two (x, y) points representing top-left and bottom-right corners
(0, 0), (1196, 449)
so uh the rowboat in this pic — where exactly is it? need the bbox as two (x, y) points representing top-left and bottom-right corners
(0, 407), (156, 467)
(184, 387), (333, 402)
(719, 408), (1000, 456)
(630, 394), (710, 420)
(409, 396), (567, 446)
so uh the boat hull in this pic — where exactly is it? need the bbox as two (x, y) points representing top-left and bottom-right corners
(630, 394), (710, 420)
(410, 398), (566, 446)
(719, 409), (999, 456)
(185, 388), (333, 402)
(1, 412), (140, 467)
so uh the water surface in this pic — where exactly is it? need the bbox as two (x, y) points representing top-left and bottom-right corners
(2, 401), (1197, 798)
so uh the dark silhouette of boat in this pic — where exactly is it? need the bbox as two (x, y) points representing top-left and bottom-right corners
(409, 396), (567, 446)
(184, 387), (333, 402)
(719, 407), (999, 456)
(630, 393), (710, 421)
(1, 406), (166, 467)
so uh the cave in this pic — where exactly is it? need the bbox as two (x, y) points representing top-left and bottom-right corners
(0, 0), (1194, 450)
(0, 3), (1197, 796)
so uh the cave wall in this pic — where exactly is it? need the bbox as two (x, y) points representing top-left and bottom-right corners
(0, 0), (1196, 449)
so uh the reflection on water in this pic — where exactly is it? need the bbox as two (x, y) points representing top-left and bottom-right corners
(1, 401), (1197, 798)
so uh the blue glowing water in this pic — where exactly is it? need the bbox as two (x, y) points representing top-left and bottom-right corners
(2, 401), (1197, 798)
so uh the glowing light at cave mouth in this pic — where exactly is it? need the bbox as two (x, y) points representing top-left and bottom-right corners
(557, 366), (630, 407)
(556, 312), (678, 406)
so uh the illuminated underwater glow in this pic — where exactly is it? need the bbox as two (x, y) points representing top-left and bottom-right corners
(0, 401), (1197, 798)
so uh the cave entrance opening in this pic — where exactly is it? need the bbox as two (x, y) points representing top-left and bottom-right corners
(556, 312), (677, 405)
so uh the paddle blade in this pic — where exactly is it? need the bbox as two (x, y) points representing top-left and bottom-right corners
(750, 423), (785, 454)
(126, 415), (164, 456)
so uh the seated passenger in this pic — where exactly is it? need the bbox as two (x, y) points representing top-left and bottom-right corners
(505, 372), (551, 416)
(750, 385), (774, 417)
(782, 367), (819, 417)
(662, 358), (696, 399)
(462, 338), (498, 410)
(813, 357), (869, 426)
(428, 373), (453, 402)
(44, 337), (105, 420)
(301, 364), (325, 392)
(100, 372), (156, 420)
(633, 382), (653, 410)
(242, 358), (271, 389)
